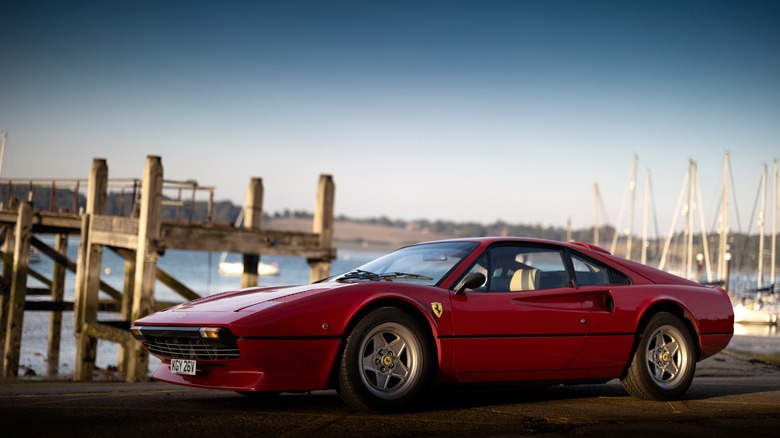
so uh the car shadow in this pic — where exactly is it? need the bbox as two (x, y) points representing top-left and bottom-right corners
(171, 373), (780, 414)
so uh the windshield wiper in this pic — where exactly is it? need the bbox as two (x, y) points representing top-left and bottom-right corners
(340, 269), (383, 281)
(378, 272), (434, 281)
(339, 270), (433, 282)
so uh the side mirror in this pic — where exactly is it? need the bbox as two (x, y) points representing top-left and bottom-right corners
(456, 272), (486, 295)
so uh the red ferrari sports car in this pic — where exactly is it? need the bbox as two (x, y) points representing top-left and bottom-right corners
(131, 237), (734, 412)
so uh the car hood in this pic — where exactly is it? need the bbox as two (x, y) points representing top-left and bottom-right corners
(169, 282), (344, 313)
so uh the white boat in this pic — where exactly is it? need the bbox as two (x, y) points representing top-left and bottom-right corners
(217, 253), (279, 276)
(733, 301), (778, 325)
(216, 209), (281, 277)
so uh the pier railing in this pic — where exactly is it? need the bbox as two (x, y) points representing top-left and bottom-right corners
(0, 177), (218, 223)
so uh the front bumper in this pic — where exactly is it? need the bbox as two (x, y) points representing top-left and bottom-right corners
(147, 337), (343, 392)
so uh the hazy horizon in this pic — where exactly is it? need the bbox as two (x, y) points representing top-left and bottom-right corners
(2, 1), (778, 234)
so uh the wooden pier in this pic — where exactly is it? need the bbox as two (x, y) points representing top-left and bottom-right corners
(0, 156), (335, 382)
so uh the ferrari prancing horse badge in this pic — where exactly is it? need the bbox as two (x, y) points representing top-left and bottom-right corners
(431, 302), (443, 318)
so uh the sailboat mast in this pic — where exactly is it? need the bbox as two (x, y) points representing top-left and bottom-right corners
(686, 160), (697, 280)
(718, 152), (730, 282)
(641, 169), (651, 265)
(626, 154), (638, 260)
(593, 182), (600, 246)
(772, 159), (778, 286)
(0, 130), (7, 177)
(758, 163), (767, 289)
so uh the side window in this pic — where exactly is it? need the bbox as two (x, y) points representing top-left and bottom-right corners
(455, 254), (489, 292)
(570, 252), (630, 286)
(458, 245), (571, 292)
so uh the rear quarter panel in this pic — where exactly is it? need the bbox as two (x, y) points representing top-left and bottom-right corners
(585, 283), (733, 366)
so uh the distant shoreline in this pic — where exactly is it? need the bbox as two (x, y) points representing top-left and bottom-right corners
(266, 217), (453, 248)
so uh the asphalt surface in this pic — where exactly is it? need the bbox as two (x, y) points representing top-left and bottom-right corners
(1, 338), (779, 437)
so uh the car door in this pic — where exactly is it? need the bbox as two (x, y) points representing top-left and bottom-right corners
(566, 251), (637, 369)
(449, 244), (589, 375)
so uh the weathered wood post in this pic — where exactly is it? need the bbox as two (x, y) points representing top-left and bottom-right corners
(0, 223), (15, 368)
(74, 158), (108, 381)
(117, 251), (135, 374)
(241, 178), (263, 288)
(309, 174), (335, 283)
(2, 201), (32, 377)
(47, 233), (68, 377)
(126, 155), (163, 382)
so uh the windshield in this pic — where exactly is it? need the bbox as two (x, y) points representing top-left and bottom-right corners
(333, 241), (478, 286)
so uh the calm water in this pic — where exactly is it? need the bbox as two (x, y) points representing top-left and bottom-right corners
(17, 237), (388, 378)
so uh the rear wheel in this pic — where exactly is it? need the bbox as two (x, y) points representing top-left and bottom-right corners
(337, 307), (433, 412)
(622, 312), (696, 400)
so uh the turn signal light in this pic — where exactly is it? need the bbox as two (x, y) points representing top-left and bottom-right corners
(199, 327), (223, 339)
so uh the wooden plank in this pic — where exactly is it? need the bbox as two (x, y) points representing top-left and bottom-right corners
(27, 300), (102, 311)
(91, 230), (138, 249)
(2, 202), (32, 377)
(82, 322), (134, 345)
(0, 211), (81, 232)
(90, 215), (138, 249)
(110, 246), (200, 302)
(30, 236), (122, 301)
(0, 250), (52, 288)
(160, 225), (331, 257)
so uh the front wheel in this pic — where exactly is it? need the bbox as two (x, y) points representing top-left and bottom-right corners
(622, 312), (696, 400)
(337, 307), (433, 412)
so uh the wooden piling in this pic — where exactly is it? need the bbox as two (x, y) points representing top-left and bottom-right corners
(241, 178), (263, 288)
(309, 174), (335, 283)
(46, 234), (67, 377)
(0, 222), (14, 367)
(116, 250), (135, 373)
(126, 156), (163, 382)
(74, 158), (108, 381)
(2, 201), (32, 377)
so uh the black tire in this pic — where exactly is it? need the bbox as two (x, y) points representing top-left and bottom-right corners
(337, 307), (433, 412)
(621, 312), (697, 401)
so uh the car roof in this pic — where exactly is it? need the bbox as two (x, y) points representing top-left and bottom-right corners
(418, 236), (610, 254)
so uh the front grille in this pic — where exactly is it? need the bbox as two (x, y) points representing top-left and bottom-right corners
(133, 326), (241, 361)
(143, 336), (240, 360)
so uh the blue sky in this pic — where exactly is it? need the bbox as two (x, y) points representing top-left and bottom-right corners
(1, 0), (778, 236)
